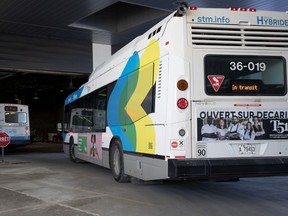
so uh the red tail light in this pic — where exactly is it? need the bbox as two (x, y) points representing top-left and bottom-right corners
(240, 8), (247, 11)
(230, 7), (256, 12)
(177, 98), (188, 109)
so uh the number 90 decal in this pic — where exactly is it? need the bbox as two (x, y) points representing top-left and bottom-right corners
(196, 144), (207, 158)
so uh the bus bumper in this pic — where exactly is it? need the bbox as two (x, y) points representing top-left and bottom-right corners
(9, 139), (31, 147)
(168, 157), (288, 179)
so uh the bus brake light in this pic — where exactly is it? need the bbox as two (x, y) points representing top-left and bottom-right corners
(177, 98), (188, 109)
(189, 6), (197, 10)
(230, 7), (256, 12)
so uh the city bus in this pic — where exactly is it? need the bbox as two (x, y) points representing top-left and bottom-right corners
(63, 5), (288, 182)
(0, 104), (30, 147)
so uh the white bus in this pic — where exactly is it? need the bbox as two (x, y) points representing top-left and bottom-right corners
(63, 5), (288, 182)
(0, 104), (30, 147)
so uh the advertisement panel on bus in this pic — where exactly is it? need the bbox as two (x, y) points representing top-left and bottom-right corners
(197, 109), (288, 141)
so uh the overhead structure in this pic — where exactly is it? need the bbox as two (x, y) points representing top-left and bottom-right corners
(0, 0), (287, 104)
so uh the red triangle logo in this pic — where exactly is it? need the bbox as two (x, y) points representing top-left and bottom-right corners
(207, 75), (225, 92)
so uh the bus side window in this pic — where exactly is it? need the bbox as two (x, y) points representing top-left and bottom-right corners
(94, 88), (107, 132)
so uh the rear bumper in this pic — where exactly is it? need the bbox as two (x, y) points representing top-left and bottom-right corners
(168, 157), (288, 179)
(8, 139), (31, 147)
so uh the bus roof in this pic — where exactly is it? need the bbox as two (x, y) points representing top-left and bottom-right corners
(187, 7), (288, 26)
(0, 103), (28, 107)
(89, 12), (175, 80)
(65, 6), (288, 106)
(90, 7), (288, 80)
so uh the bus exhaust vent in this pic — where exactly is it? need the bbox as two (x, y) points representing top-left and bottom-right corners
(190, 24), (288, 48)
(157, 61), (163, 99)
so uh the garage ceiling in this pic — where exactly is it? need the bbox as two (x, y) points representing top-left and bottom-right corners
(0, 0), (287, 105)
(0, 0), (287, 46)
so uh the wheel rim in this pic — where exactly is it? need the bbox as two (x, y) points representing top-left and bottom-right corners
(113, 146), (120, 176)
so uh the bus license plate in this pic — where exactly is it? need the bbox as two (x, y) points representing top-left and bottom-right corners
(239, 144), (256, 154)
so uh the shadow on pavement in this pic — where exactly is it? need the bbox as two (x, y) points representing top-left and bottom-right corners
(4, 142), (63, 154)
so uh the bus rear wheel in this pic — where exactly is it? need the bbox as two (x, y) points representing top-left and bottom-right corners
(69, 139), (79, 163)
(110, 140), (130, 183)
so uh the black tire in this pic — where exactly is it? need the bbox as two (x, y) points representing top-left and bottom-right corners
(110, 140), (130, 183)
(69, 139), (79, 163)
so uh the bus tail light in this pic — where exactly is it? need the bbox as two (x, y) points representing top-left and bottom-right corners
(177, 98), (188, 109)
(230, 7), (256, 12)
(189, 6), (197, 10)
(177, 79), (188, 91)
(25, 126), (29, 136)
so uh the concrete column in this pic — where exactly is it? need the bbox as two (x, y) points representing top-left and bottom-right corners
(92, 43), (111, 70)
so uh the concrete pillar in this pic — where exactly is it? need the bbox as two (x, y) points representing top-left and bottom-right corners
(92, 43), (111, 70)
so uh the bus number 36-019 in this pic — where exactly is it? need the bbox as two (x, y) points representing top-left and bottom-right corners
(230, 61), (266, 71)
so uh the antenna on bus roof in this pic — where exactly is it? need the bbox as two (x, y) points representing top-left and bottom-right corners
(175, 1), (189, 17)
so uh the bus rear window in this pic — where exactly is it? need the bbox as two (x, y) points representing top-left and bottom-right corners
(5, 112), (27, 123)
(204, 55), (286, 96)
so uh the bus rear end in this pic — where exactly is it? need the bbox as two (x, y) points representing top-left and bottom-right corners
(169, 7), (288, 180)
(0, 104), (30, 147)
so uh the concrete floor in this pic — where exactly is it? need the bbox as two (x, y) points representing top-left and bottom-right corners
(0, 143), (288, 216)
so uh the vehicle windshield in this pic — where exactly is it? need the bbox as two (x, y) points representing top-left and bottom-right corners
(5, 112), (27, 123)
